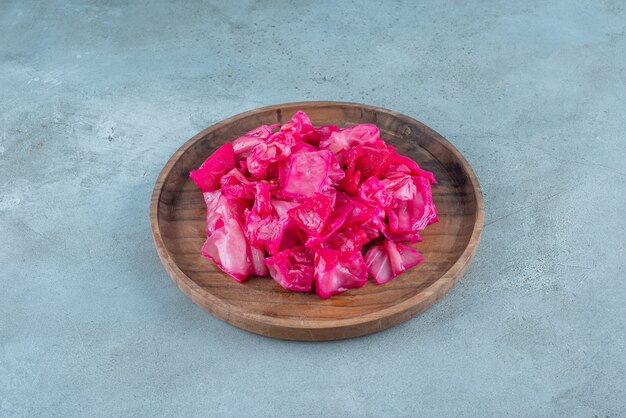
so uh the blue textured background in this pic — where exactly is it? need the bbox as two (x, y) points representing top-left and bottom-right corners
(1, 1), (625, 416)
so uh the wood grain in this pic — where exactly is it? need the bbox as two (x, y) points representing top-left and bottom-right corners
(150, 101), (484, 341)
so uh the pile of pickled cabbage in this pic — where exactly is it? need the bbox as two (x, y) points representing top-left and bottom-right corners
(190, 111), (438, 298)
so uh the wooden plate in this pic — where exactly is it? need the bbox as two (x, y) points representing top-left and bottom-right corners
(150, 101), (483, 341)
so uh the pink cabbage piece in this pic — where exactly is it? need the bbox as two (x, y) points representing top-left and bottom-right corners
(246, 131), (294, 179)
(388, 145), (437, 184)
(276, 142), (318, 188)
(220, 168), (256, 200)
(271, 198), (300, 217)
(381, 171), (417, 201)
(388, 176), (438, 233)
(304, 201), (352, 249)
(385, 229), (423, 244)
(250, 245), (268, 276)
(244, 209), (289, 255)
(265, 246), (314, 292)
(358, 177), (394, 210)
(320, 225), (369, 252)
(364, 240), (424, 284)
(202, 190), (222, 232)
(244, 198), (303, 255)
(253, 182), (273, 215)
(280, 111), (317, 143)
(360, 221), (381, 241)
(368, 214), (422, 244)
(288, 194), (333, 237)
(338, 165), (361, 195)
(282, 150), (332, 199)
(291, 141), (318, 155)
(232, 124), (280, 160)
(343, 196), (375, 225)
(203, 191), (249, 236)
(327, 153), (345, 183)
(314, 249), (368, 299)
(319, 124), (385, 155)
(315, 125), (341, 142)
(190, 143), (236, 192)
(345, 145), (393, 180)
(201, 218), (254, 282)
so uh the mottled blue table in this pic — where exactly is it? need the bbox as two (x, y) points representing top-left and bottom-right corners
(1, 1), (624, 416)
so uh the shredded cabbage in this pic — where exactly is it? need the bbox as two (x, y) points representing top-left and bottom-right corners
(190, 111), (437, 296)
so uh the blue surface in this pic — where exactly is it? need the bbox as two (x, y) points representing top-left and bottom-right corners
(1, 1), (625, 416)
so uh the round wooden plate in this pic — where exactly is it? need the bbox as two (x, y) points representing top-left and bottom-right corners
(150, 101), (483, 341)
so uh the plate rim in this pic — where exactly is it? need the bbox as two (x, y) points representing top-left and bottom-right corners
(150, 101), (484, 338)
